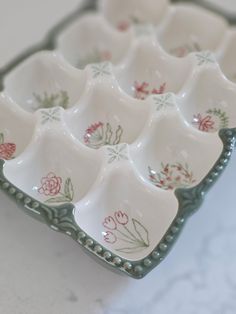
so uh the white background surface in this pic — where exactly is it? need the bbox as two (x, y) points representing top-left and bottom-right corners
(0, 1), (236, 313)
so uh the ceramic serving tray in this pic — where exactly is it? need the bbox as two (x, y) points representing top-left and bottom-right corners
(0, 0), (236, 279)
(56, 0), (236, 85)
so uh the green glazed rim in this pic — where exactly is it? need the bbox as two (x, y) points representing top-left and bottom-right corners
(0, 0), (236, 279)
(0, 129), (235, 279)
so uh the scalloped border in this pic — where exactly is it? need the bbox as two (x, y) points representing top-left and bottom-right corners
(0, 129), (235, 279)
(0, 1), (236, 279)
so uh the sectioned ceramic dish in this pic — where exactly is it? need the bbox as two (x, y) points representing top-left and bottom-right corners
(56, 0), (236, 84)
(0, 0), (236, 279)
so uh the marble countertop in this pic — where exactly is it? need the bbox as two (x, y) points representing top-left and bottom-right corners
(0, 1), (236, 313)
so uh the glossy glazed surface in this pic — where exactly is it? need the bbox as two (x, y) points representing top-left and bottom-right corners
(0, 0), (236, 279)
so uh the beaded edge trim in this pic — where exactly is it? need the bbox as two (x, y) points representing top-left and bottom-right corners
(0, 129), (235, 279)
(0, 0), (235, 279)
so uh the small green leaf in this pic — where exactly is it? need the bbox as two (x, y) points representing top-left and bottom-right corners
(64, 178), (74, 201)
(132, 218), (149, 246)
(206, 108), (229, 129)
(116, 246), (147, 254)
(0, 133), (4, 144)
(105, 123), (112, 144)
(58, 91), (69, 109)
(45, 196), (70, 204)
(33, 91), (69, 110)
(113, 125), (123, 145)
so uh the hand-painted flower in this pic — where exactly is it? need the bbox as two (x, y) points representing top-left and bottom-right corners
(134, 81), (150, 100)
(39, 172), (62, 196)
(104, 231), (117, 244)
(0, 143), (16, 160)
(84, 122), (104, 145)
(103, 216), (117, 230)
(115, 210), (129, 225)
(193, 114), (215, 132)
(152, 83), (166, 95)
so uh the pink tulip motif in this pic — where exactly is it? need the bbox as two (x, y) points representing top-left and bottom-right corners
(103, 216), (117, 230)
(104, 231), (117, 244)
(115, 210), (129, 225)
(102, 210), (150, 254)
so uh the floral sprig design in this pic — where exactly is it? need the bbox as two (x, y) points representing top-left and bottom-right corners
(0, 133), (16, 160)
(134, 81), (166, 100)
(33, 91), (69, 110)
(103, 210), (150, 254)
(148, 162), (196, 190)
(192, 114), (215, 132)
(207, 109), (229, 128)
(192, 108), (229, 132)
(170, 41), (201, 58)
(38, 172), (74, 204)
(77, 49), (112, 69)
(84, 122), (123, 149)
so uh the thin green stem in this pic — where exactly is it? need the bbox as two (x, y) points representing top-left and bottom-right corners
(58, 192), (72, 201)
(123, 225), (141, 243)
(116, 229), (137, 243)
(116, 237), (139, 245)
